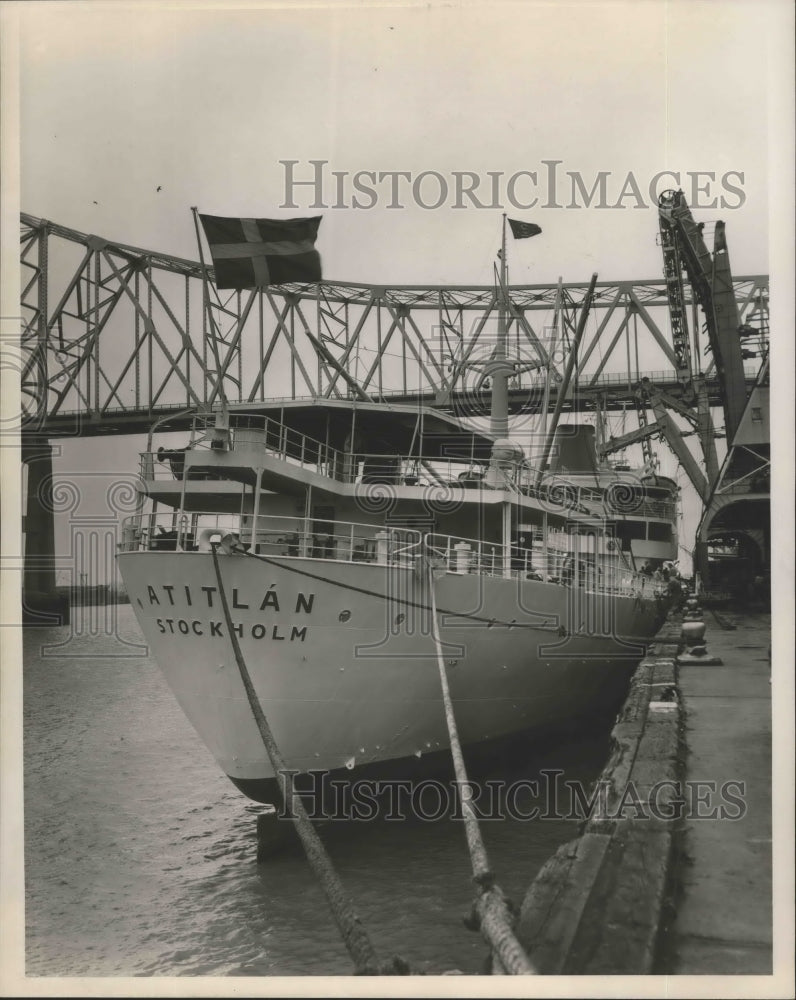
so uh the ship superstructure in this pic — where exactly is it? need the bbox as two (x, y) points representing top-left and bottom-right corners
(119, 391), (676, 801)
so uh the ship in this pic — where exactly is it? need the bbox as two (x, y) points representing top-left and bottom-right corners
(117, 233), (678, 805)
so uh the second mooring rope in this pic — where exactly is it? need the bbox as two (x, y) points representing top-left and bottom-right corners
(210, 543), (410, 976)
(425, 557), (537, 975)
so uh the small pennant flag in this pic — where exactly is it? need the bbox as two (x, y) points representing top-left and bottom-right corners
(199, 215), (322, 289)
(508, 219), (542, 240)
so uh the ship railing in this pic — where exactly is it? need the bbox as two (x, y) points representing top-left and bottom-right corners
(423, 532), (504, 577)
(351, 455), (488, 488)
(596, 497), (676, 520)
(138, 437), (494, 491)
(513, 477), (676, 520)
(517, 478), (592, 512)
(144, 414), (678, 516)
(119, 511), (423, 564)
(119, 513), (660, 597)
(188, 413), (348, 480)
(422, 530), (655, 598)
(427, 532), (562, 579)
(634, 498), (676, 519)
(138, 446), (343, 482)
(139, 450), (214, 482)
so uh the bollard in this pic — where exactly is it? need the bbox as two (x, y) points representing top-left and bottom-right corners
(454, 541), (472, 574)
(677, 604), (723, 666)
(681, 619), (706, 644)
(677, 643), (723, 666)
(375, 530), (391, 565)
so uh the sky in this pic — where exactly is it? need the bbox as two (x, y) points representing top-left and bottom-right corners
(9, 0), (793, 573)
(20, 1), (772, 282)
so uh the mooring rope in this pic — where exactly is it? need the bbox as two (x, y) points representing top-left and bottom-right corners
(425, 557), (537, 975)
(210, 542), (409, 976)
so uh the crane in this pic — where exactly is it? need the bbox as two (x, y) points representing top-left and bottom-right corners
(599, 190), (754, 508)
(657, 189), (748, 445)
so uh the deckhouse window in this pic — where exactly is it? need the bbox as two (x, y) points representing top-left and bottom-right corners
(615, 520), (646, 542)
(648, 522), (672, 542)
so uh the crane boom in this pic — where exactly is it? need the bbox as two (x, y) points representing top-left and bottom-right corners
(599, 417), (667, 455)
(657, 190), (748, 442)
(644, 381), (709, 502)
(710, 221), (748, 441)
(600, 382), (709, 501)
(658, 199), (694, 390)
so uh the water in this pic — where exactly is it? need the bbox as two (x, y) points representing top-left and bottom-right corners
(24, 604), (613, 977)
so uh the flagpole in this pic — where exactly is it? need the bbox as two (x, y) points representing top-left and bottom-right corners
(489, 214), (510, 438)
(191, 206), (229, 418)
(501, 211), (507, 291)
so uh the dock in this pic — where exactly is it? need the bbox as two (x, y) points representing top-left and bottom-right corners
(659, 609), (772, 974)
(516, 605), (773, 975)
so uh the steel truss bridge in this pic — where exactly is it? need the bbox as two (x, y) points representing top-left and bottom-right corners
(16, 212), (769, 622)
(20, 213), (768, 440)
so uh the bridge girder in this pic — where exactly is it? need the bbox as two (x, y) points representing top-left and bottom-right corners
(19, 213), (768, 439)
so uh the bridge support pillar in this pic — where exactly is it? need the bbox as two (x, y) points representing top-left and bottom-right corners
(22, 437), (69, 626)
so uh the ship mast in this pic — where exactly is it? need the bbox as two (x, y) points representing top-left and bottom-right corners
(489, 214), (511, 439)
(489, 215), (516, 579)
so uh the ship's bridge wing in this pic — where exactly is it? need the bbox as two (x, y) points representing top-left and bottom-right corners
(224, 399), (496, 460)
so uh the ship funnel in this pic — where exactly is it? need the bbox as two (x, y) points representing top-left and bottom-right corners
(548, 425), (598, 474)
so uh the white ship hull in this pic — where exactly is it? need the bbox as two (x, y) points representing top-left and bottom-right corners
(118, 550), (665, 802)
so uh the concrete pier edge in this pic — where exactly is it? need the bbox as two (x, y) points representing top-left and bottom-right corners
(516, 620), (685, 974)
